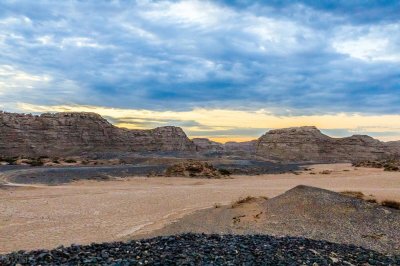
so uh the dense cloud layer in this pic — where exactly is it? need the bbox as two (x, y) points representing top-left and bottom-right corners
(0, 0), (399, 140)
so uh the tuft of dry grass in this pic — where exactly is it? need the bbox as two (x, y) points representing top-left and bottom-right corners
(339, 191), (400, 210)
(320, 170), (332, 175)
(381, 200), (400, 210)
(340, 191), (365, 199)
(231, 196), (257, 208)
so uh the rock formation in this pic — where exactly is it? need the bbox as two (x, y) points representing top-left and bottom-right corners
(1, 112), (399, 162)
(164, 160), (225, 178)
(0, 112), (196, 157)
(224, 140), (256, 154)
(192, 138), (224, 152)
(192, 138), (256, 156)
(256, 126), (397, 162)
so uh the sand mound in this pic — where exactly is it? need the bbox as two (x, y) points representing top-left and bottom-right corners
(139, 185), (400, 254)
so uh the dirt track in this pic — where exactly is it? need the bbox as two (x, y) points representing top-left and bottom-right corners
(1, 163), (399, 253)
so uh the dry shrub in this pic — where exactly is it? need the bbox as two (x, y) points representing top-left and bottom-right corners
(381, 200), (400, 210)
(340, 191), (365, 199)
(231, 196), (256, 208)
(320, 170), (332, 175)
(366, 198), (378, 204)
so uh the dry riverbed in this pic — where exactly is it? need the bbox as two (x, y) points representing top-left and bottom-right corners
(0, 163), (399, 253)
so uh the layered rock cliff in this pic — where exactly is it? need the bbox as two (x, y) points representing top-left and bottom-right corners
(0, 112), (196, 157)
(192, 138), (224, 152)
(255, 126), (397, 162)
(1, 112), (398, 162)
(191, 138), (256, 157)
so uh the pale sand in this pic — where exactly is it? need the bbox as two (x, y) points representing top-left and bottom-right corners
(0, 163), (399, 253)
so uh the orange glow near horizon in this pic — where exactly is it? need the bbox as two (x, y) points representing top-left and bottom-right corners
(16, 102), (400, 142)
(192, 136), (257, 144)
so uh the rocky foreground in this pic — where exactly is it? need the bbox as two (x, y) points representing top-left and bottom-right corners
(141, 186), (400, 254)
(1, 234), (399, 265)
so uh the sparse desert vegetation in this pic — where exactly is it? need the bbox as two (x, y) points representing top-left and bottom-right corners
(319, 170), (332, 174)
(340, 191), (400, 210)
(353, 159), (400, 172)
(340, 190), (365, 199)
(381, 200), (400, 210)
(231, 196), (258, 208)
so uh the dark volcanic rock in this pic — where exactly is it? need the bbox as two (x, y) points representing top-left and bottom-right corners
(1, 234), (398, 265)
(0, 112), (196, 157)
(256, 126), (397, 162)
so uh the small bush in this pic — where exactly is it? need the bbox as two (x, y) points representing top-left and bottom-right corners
(340, 191), (365, 199)
(218, 169), (232, 176)
(381, 200), (400, 210)
(3, 157), (17, 165)
(65, 159), (77, 163)
(52, 160), (60, 164)
(384, 164), (400, 172)
(366, 198), (378, 204)
(231, 196), (256, 208)
(320, 170), (332, 175)
(28, 160), (44, 167)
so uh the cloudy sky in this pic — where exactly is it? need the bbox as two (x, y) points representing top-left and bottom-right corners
(1, 0), (400, 142)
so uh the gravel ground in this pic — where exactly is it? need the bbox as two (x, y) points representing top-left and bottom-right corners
(0, 160), (300, 185)
(1, 234), (399, 265)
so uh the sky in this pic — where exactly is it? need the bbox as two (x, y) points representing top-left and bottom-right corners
(0, 0), (400, 142)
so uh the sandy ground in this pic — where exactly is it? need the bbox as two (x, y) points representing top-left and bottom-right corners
(0, 163), (399, 253)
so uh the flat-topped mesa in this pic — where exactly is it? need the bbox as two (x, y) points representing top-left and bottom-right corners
(0, 112), (196, 157)
(256, 126), (395, 162)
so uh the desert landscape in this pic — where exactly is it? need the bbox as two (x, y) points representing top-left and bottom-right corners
(1, 0), (400, 264)
(0, 112), (400, 265)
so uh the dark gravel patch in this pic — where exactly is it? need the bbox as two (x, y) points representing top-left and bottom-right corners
(213, 160), (301, 175)
(1, 165), (167, 185)
(0, 160), (301, 185)
(1, 234), (399, 265)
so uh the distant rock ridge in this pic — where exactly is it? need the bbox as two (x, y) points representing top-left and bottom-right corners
(255, 126), (398, 162)
(0, 112), (399, 161)
(0, 111), (196, 157)
(191, 138), (256, 155)
(224, 140), (257, 154)
(192, 138), (224, 152)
